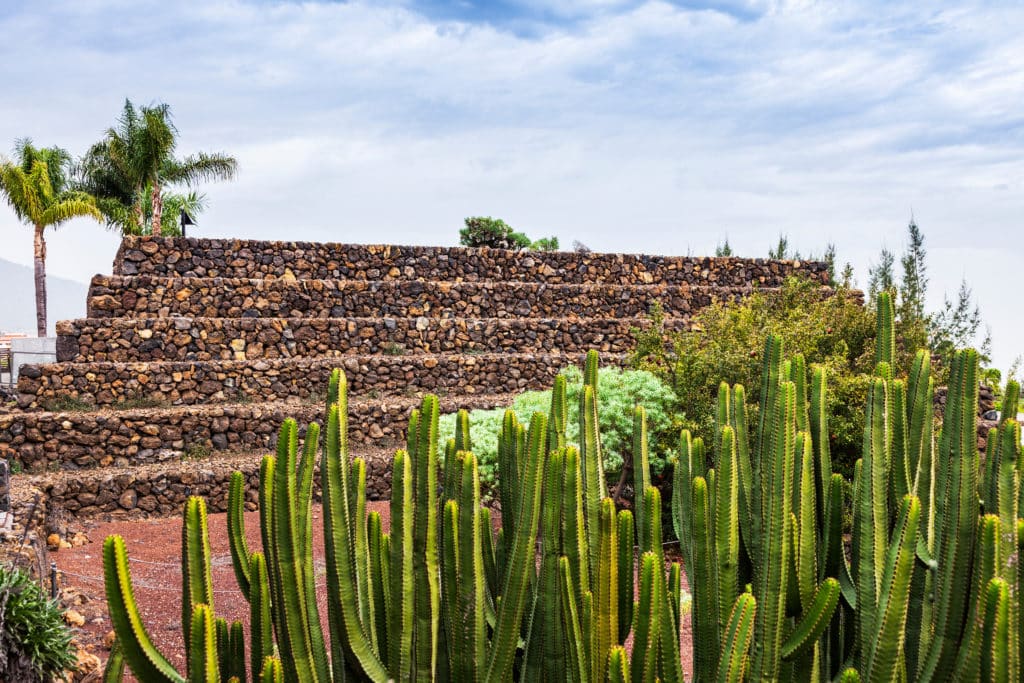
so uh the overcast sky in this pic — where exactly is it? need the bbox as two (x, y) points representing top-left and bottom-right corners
(1, 0), (1021, 370)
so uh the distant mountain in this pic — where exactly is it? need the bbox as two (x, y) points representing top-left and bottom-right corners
(0, 258), (88, 336)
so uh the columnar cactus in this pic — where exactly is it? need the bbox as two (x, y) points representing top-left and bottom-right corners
(668, 320), (1024, 682)
(103, 356), (681, 682)
(102, 315), (1024, 682)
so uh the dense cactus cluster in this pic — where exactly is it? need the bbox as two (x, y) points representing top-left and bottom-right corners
(674, 291), (1024, 681)
(103, 291), (1024, 681)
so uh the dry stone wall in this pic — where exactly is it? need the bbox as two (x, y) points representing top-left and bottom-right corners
(16, 352), (598, 409)
(21, 452), (395, 517)
(56, 316), (683, 363)
(87, 274), (763, 320)
(0, 394), (507, 473)
(2, 235), (830, 518)
(114, 236), (828, 285)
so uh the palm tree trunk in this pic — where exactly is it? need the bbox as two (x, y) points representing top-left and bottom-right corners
(133, 185), (145, 234)
(33, 223), (47, 337)
(151, 182), (163, 236)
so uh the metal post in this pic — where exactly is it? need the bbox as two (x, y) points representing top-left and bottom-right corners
(0, 458), (9, 533)
(50, 561), (58, 599)
(0, 458), (8, 514)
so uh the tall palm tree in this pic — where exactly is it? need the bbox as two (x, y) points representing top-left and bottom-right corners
(0, 140), (103, 336)
(78, 100), (237, 235)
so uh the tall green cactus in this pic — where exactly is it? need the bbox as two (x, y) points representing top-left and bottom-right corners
(671, 322), (1017, 682)
(102, 328), (1024, 683)
(916, 350), (981, 682)
(874, 289), (896, 370)
(632, 405), (651, 553)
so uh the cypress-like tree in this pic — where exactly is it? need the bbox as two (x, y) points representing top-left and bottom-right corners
(866, 247), (895, 305)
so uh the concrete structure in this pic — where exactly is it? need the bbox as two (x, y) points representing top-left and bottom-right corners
(9, 337), (56, 384)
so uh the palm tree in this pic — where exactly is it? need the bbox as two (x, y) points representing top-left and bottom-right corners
(78, 100), (237, 235)
(0, 140), (103, 336)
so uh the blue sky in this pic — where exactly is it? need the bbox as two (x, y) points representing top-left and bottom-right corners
(1, 0), (1022, 369)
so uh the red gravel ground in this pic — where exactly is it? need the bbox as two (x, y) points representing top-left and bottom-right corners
(56, 503), (693, 679)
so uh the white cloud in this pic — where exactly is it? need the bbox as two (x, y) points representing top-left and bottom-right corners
(0, 0), (1022, 368)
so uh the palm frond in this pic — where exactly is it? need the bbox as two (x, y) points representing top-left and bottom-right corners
(92, 196), (136, 233)
(0, 160), (44, 223)
(13, 139), (73, 194)
(139, 105), (177, 181)
(27, 159), (55, 205)
(164, 152), (238, 185)
(38, 198), (102, 228)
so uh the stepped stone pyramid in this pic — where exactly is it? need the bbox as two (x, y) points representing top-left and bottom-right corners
(0, 236), (827, 517)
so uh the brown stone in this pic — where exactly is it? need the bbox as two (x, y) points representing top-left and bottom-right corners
(65, 609), (86, 627)
(75, 649), (102, 675)
(119, 489), (138, 509)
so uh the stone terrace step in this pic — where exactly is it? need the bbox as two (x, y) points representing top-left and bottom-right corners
(13, 445), (396, 518)
(114, 236), (827, 287)
(15, 450), (268, 518)
(16, 351), (613, 409)
(86, 274), (770, 320)
(56, 316), (686, 363)
(0, 393), (513, 474)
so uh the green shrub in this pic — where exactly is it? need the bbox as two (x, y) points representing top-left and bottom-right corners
(438, 364), (677, 488)
(631, 275), (877, 477)
(0, 565), (75, 682)
(40, 396), (94, 412)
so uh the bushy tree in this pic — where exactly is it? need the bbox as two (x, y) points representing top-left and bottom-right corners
(871, 217), (987, 370)
(899, 217), (928, 324)
(631, 275), (876, 476)
(931, 278), (988, 363)
(768, 233), (802, 260)
(715, 238), (734, 256)
(528, 235), (560, 251)
(895, 217), (930, 353)
(459, 216), (558, 251)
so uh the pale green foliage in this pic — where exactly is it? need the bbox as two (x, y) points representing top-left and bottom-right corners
(0, 138), (104, 334)
(439, 365), (676, 486)
(0, 565), (76, 682)
(930, 278), (988, 364)
(0, 140), (102, 229)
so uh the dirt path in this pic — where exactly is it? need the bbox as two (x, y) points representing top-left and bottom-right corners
(56, 503), (693, 679)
